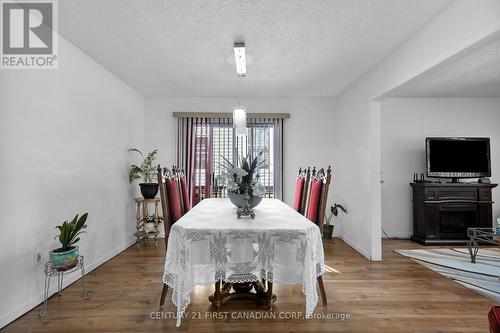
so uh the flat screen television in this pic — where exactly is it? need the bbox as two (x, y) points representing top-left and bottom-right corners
(426, 137), (491, 181)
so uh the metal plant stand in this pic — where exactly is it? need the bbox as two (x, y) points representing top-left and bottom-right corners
(467, 228), (500, 263)
(40, 255), (91, 316)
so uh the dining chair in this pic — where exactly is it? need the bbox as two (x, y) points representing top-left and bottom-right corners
(299, 166), (315, 217)
(157, 165), (187, 308)
(159, 165), (193, 308)
(303, 165), (332, 306)
(157, 165), (173, 308)
(305, 166), (332, 229)
(293, 167), (311, 215)
(165, 169), (182, 223)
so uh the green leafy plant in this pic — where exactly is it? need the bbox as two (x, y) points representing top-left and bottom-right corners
(140, 215), (163, 225)
(55, 213), (88, 252)
(128, 148), (158, 183)
(325, 203), (347, 226)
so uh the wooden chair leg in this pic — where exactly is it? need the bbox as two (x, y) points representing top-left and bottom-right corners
(159, 283), (168, 308)
(317, 276), (327, 306)
(267, 281), (274, 310)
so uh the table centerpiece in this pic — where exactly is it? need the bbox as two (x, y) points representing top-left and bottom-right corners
(219, 151), (266, 218)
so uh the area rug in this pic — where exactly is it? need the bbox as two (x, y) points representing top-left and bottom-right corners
(395, 248), (500, 303)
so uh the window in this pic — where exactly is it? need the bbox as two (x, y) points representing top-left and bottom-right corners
(176, 116), (284, 204)
(192, 125), (210, 188)
(195, 124), (275, 198)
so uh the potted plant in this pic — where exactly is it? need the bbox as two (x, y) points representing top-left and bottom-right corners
(219, 151), (266, 209)
(50, 213), (88, 270)
(323, 203), (347, 241)
(128, 148), (159, 199)
(142, 215), (163, 233)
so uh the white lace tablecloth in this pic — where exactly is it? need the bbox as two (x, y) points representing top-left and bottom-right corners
(163, 198), (325, 326)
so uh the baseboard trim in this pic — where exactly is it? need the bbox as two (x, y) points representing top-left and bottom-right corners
(336, 234), (372, 260)
(0, 239), (136, 329)
(382, 231), (412, 239)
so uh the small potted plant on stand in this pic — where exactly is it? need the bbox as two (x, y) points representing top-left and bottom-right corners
(142, 215), (163, 233)
(128, 148), (159, 199)
(50, 213), (88, 270)
(323, 203), (347, 241)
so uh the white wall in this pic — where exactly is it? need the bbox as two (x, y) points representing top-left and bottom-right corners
(381, 98), (500, 238)
(144, 97), (337, 207)
(0, 37), (144, 328)
(335, 0), (500, 260)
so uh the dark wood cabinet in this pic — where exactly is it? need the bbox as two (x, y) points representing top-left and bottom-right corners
(410, 182), (497, 245)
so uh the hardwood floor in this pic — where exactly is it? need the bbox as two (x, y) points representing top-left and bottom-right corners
(2, 239), (494, 332)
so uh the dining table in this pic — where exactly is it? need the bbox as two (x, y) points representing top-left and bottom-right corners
(162, 198), (325, 327)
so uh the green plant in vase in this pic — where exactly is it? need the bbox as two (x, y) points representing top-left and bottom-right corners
(50, 213), (88, 270)
(219, 151), (267, 216)
(128, 148), (159, 199)
(323, 203), (347, 241)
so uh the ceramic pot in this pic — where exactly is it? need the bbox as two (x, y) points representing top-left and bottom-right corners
(144, 222), (155, 233)
(139, 183), (159, 199)
(49, 246), (79, 270)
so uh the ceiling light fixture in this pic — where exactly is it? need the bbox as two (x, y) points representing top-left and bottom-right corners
(233, 41), (247, 136)
(234, 42), (246, 77)
(233, 105), (247, 136)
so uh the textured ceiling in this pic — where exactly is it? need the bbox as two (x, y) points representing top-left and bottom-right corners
(388, 37), (500, 97)
(59, 0), (453, 97)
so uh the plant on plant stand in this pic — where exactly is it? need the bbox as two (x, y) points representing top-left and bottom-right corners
(219, 151), (267, 217)
(50, 213), (88, 270)
(142, 215), (163, 234)
(128, 148), (159, 199)
(323, 203), (347, 241)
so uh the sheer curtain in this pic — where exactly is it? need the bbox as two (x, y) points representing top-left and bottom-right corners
(176, 116), (284, 206)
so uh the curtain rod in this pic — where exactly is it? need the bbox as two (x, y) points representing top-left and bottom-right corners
(172, 112), (290, 119)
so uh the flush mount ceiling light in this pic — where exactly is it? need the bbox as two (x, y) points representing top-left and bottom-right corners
(234, 42), (246, 77)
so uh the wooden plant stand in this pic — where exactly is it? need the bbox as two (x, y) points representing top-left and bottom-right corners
(134, 197), (160, 247)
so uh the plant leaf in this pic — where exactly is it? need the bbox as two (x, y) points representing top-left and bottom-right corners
(55, 213), (88, 250)
(70, 237), (80, 246)
(335, 203), (347, 214)
(220, 154), (234, 168)
(129, 165), (144, 183)
(68, 213), (88, 246)
(128, 148), (143, 156)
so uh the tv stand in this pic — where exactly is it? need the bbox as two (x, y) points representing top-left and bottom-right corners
(410, 182), (497, 245)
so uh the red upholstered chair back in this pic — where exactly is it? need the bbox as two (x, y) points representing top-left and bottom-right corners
(172, 166), (191, 215)
(293, 177), (304, 211)
(157, 165), (192, 250)
(489, 306), (500, 333)
(293, 167), (310, 213)
(179, 175), (190, 212)
(305, 166), (332, 229)
(166, 177), (182, 223)
(306, 178), (322, 222)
